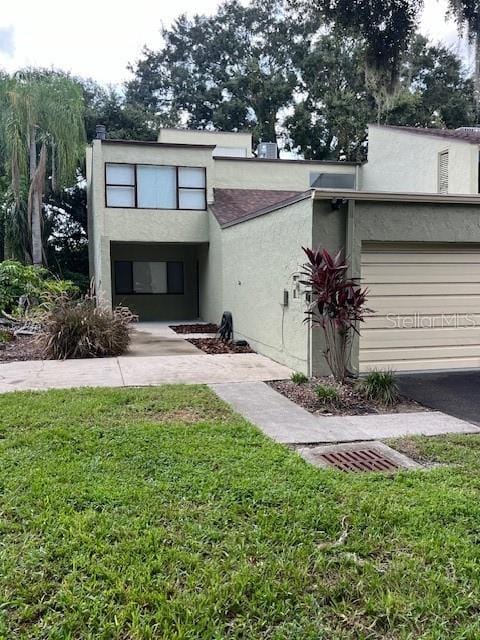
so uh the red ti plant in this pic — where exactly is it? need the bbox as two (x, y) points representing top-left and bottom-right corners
(301, 247), (370, 382)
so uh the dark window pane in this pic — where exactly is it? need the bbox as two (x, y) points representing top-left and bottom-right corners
(133, 262), (167, 293)
(114, 261), (133, 294)
(167, 262), (184, 294)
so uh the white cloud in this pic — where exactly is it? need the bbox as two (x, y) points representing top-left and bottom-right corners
(0, 0), (474, 85)
(0, 0), (221, 84)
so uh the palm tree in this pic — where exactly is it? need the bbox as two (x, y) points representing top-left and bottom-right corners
(0, 70), (85, 266)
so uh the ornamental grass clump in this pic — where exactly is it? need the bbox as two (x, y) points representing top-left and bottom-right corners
(357, 369), (399, 406)
(291, 371), (308, 384)
(39, 293), (135, 360)
(315, 383), (341, 405)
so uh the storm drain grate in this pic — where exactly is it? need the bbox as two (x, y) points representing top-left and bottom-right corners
(317, 448), (400, 472)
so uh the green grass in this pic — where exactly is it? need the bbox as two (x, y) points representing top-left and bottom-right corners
(1, 385), (480, 639)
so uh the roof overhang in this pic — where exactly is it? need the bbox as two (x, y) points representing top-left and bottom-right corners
(313, 189), (480, 205)
(99, 139), (216, 149)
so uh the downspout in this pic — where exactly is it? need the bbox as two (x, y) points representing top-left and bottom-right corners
(346, 199), (355, 275)
(345, 198), (360, 375)
(307, 193), (315, 378)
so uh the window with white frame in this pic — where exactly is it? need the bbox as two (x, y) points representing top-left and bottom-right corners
(105, 163), (206, 210)
(105, 164), (135, 207)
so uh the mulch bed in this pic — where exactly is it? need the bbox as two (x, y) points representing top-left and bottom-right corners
(268, 377), (427, 416)
(187, 337), (255, 354)
(170, 323), (218, 334)
(0, 334), (44, 362)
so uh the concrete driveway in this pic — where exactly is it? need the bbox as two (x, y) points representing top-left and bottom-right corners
(398, 370), (480, 426)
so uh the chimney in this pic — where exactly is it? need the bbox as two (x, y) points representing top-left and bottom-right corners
(95, 124), (106, 140)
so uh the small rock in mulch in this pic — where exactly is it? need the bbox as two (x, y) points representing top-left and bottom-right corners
(187, 337), (255, 354)
(170, 323), (218, 334)
(268, 377), (426, 417)
(0, 334), (44, 362)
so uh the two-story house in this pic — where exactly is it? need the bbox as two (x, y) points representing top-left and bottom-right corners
(87, 124), (480, 375)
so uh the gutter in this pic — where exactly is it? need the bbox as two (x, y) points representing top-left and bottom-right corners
(313, 189), (480, 205)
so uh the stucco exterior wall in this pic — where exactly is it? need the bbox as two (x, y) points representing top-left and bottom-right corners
(311, 198), (480, 374)
(87, 141), (111, 303)
(198, 211), (224, 325)
(214, 158), (357, 191)
(362, 125), (479, 194)
(219, 199), (314, 373)
(86, 146), (94, 279)
(158, 128), (252, 155)
(88, 140), (212, 306)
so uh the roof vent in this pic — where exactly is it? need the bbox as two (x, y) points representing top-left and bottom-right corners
(95, 124), (107, 140)
(257, 142), (278, 159)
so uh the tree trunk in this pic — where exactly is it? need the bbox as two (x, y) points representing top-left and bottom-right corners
(31, 193), (42, 267)
(27, 143), (47, 268)
(475, 34), (480, 121)
(29, 126), (37, 180)
(51, 141), (56, 192)
(28, 126), (37, 265)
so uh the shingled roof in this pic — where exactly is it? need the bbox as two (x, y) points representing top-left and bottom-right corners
(211, 188), (311, 227)
(375, 124), (480, 144)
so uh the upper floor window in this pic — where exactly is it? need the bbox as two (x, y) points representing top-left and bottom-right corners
(105, 163), (206, 210)
(438, 150), (449, 194)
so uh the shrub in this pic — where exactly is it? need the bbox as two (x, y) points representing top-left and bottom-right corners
(301, 247), (371, 383)
(291, 371), (308, 384)
(357, 369), (399, 406)
(315, 384), (340, 405)
(0, 329), (12, 344)
(0, 260), (78, 315)
(39, 294), (136, 359)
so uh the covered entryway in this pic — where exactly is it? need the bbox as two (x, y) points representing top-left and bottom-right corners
(111, 242), (202, 321)
(360, 242), (480, 372)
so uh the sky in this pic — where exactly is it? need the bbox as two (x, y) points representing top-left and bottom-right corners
(0, 0), (474, 86)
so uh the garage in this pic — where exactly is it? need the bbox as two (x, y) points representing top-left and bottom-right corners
(359, 242), (480, 372)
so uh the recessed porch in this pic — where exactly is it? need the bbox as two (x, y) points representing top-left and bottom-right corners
(110, 241), (205, 321)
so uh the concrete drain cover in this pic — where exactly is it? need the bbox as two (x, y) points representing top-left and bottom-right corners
(297, 441), (421, 472)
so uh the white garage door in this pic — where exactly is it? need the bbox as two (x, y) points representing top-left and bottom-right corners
(360, 243), (480, 372)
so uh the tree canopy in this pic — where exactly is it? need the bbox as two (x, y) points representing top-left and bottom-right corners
(126, 0), (305, 142)
(0, 70), (85, 265)
(126, 1), (476, 160)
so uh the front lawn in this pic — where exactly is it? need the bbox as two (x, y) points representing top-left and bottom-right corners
(1, 386), (479, 639)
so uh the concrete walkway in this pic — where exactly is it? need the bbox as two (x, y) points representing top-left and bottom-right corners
(0, 321), (292, 393)
(0, 355), (292, 393)
(124, 322), (206, 357)
(211, 381), (480, 444)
